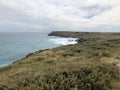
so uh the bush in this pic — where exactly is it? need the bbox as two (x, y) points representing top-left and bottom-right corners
(42, 63), (119, 90)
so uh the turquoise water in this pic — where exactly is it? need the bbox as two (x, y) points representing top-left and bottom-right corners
(0, 32), (60, 67)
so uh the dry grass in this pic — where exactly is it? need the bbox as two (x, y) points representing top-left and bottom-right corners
(0, 32), (120, 90)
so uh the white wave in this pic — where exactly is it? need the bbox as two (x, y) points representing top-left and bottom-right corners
(50, 37), (78, 45)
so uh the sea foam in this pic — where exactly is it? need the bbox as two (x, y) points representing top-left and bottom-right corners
(50, 37), (78, 45)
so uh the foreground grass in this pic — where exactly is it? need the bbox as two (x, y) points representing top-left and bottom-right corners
(0, 32), (120, 90)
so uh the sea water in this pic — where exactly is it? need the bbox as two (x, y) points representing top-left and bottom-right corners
(0, 32), (77, 67)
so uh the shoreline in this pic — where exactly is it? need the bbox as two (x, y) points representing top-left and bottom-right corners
(0, 31), (120, 89)
(0, 33), (78, 67)
(1, 31), (120, 67)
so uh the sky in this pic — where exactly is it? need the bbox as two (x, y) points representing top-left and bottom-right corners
(0, 0), (120, 32)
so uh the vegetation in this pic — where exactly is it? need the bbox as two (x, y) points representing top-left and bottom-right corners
(0, 32), (120, 90)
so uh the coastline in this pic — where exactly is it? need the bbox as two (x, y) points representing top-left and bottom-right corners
(1, 31), (120, 67)
(0, 31), (120, 90)
(0, 33), (78, 67)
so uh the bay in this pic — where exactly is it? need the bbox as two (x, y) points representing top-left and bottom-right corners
(0, 32), (60, 67)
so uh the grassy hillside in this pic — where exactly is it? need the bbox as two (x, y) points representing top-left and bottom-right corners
(0, 32), (120, 90)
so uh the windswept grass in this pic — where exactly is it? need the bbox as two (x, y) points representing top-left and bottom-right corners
(0, 32), (120, 90)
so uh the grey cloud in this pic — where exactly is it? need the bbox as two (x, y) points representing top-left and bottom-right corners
(81, 5), (112, 18)
(0, 0), (120, 32)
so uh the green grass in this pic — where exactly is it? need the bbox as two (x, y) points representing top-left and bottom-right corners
(0, 32), (120, 90)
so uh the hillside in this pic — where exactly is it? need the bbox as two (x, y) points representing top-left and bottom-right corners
(0, 31), (120, 90)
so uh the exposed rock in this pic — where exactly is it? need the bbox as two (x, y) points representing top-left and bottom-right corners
(76, 38), (86, 43)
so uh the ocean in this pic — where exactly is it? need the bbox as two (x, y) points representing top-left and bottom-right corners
(0, 32), (77, 67)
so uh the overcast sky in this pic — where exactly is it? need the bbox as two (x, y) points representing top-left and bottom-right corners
(0, 0), (120, 32)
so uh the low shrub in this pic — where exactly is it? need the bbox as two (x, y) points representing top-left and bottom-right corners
(42, 63), (119, 90)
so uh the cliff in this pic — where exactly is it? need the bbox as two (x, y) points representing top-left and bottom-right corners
(48, 31), (100, 38)
(48, 31), (120, 38)
(0, 31), (120, 90)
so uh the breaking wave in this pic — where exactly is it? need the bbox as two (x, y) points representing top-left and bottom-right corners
(50, 37), (78, 45)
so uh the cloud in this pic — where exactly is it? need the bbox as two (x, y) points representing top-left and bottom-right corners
(0, 0), (120, 32)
